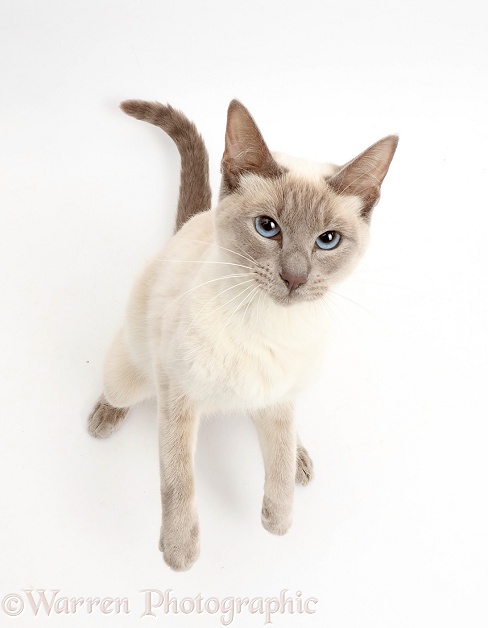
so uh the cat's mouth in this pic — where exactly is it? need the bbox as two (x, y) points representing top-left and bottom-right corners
(263, 282), (327, 307)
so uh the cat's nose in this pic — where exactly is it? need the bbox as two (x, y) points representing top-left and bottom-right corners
(280, 272), (308, 291)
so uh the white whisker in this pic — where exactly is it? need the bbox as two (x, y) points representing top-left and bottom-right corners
(237, 285), (261, 337)
(320, 295), (345, 334)
(177, 238), (256, 265)
(328, 289), (378, 321)
(184, 279), (257, 337)
(154, 258), (252, 270)
(232, 242), (258, 264)
(254, 286), (265, 335)
(161, 273), (253, 314)
(214, 285), (256, 346)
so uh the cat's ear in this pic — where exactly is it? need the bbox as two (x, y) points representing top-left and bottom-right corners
(328, 135), (398, 218)
(221, 100), (283, 192)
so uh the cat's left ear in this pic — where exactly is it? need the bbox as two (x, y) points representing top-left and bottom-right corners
(327, 135), (399, 218)
(221, 100), (283, 193)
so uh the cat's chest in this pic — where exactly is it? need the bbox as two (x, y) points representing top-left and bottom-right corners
(168, 298), (326, 411)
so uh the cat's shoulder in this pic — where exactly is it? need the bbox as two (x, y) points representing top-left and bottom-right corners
(167, 208), (214, 254)
(175, 208), (213, 240)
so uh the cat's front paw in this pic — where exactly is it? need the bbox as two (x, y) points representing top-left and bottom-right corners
(261, 495), (293, 536)
(295, 445), (314, 486)
(159, 515), (200, 571)
(87, 395), (129, 438)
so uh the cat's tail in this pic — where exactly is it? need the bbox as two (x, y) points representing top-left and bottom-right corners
(120, 100), (212, 232)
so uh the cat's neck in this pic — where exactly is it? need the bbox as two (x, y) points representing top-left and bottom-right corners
(196, 246), (327, 343)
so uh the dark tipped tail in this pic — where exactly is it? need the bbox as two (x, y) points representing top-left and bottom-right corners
(120, 100), (211, 232)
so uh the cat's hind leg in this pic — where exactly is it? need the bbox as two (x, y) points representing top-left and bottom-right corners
(88, 394), (129, 438)
(88, 329), (153, 438)
(296, 435), (314, 486)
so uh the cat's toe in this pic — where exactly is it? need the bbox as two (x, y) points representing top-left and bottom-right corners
(296, 445), (314, 486)
(87, 396), (128, 438)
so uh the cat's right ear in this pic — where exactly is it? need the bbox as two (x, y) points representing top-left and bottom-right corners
(221, 100), (283, 193)
(327, 135), (399, 219)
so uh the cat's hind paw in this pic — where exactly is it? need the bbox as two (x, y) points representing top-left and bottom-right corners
(87, 395), (129, 438)
(295, 445), (314, 486)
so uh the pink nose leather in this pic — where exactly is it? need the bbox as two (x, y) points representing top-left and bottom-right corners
(280, 272), (307, 291)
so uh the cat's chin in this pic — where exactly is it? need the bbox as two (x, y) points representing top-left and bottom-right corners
(268, 288), (328, 307)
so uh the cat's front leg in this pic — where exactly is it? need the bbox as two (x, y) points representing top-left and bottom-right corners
(251, 402), (296, 535)
(157, 379), (200, 571)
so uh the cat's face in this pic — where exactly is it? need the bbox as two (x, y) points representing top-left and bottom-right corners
(215, 101), (398, 306)
(216, 170), (369, 305)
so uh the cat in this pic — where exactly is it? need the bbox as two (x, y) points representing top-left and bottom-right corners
(88, 98), (398, 571)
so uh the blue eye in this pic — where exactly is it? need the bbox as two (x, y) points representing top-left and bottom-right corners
(255, 216), (281, 238)
(316, 231), (341, 250)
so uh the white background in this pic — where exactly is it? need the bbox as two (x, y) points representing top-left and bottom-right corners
(1, 0), (487, 626)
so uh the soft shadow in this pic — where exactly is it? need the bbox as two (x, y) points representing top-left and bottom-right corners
(195, 412), (262, 512)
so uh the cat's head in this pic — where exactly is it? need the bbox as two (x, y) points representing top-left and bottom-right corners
(215, 100), (398, 306)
